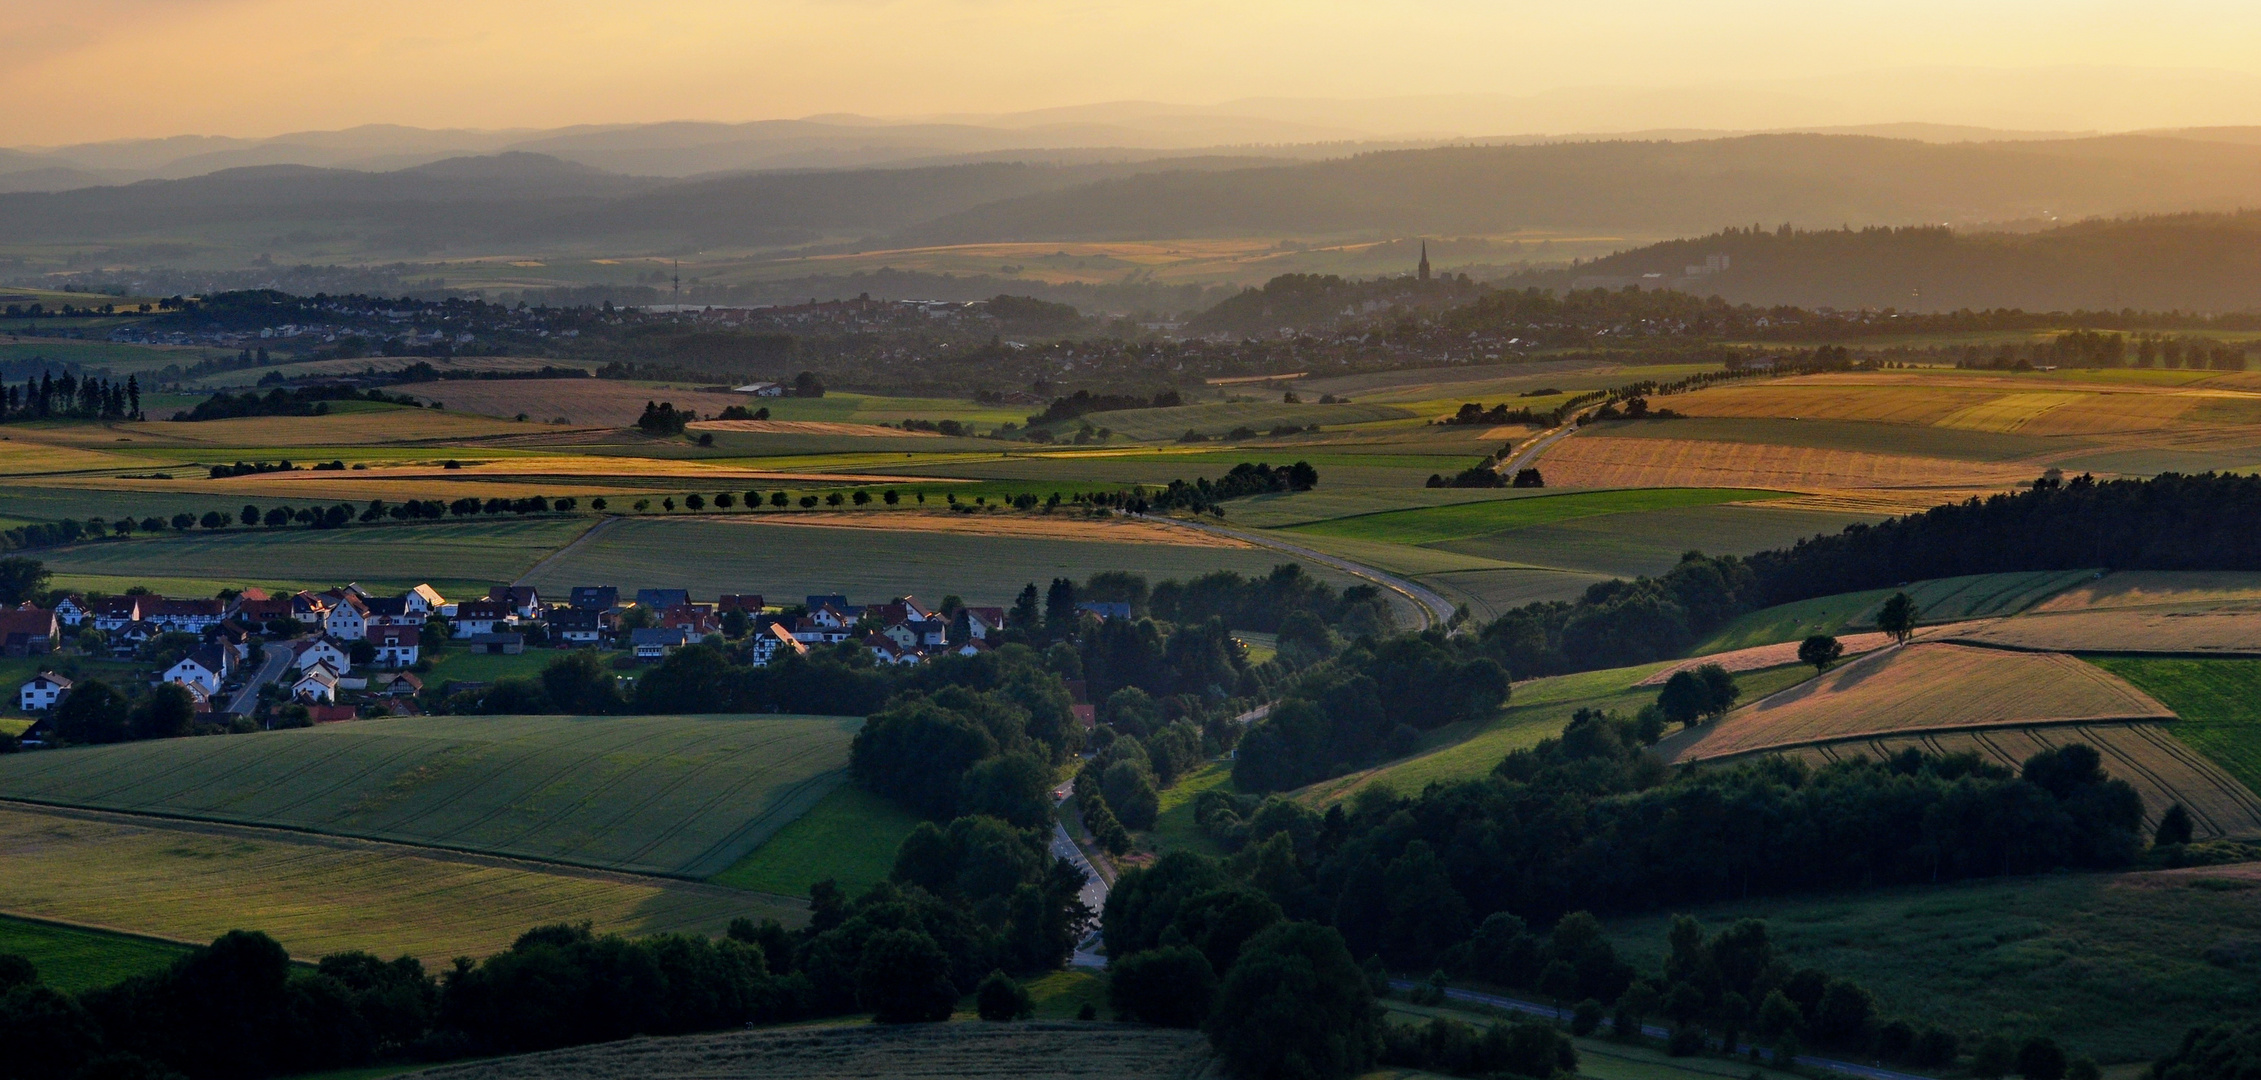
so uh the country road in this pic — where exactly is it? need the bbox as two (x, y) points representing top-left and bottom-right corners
(1386, 980), (1934, 1080)
(1151, 516), (1458, 631)
(1500, 421), (1577, 477)
(225, 646), (292, 715)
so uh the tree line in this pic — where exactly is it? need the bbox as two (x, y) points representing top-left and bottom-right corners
(0, 372), (142, 422)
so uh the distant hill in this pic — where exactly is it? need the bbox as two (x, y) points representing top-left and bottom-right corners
(905, 134), (2261, 243)
(1539, 213), (2261, 313)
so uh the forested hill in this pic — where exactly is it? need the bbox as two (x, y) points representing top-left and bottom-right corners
(1540, 213), (2261, 313)
(904, 133), (2261, 244)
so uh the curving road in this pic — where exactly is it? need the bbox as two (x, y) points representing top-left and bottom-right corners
(1499, 421), (1578, 478)
(1150, 516), (1458, 631)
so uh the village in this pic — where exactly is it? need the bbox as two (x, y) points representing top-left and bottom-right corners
(4, 581), (1030, 737)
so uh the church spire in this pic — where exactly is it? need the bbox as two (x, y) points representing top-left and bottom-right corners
(1417, 240), (1431, 281)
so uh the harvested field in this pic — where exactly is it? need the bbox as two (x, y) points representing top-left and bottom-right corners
(23, 409), (533, 447)
(398, 1022), (1217, 1080)
(2088, 657), (2261, 804)
(1659, 643), (2174, 762)
(1689, 570), (2094, 653)
(0, 713), (862, 877)
(1799, 723), (2261, 839)
(1951, 610), (2261, 655)
(0, 804), (797, 969)
(1285, 487), (1784, 545)
(709, 510), (1253, 547)
(689, 419), (936, 437)
(1635, 632), (1894, 686)
(392, 380), (754, 427)
(2031, 570), (2261, 613)
(1535, 435), (2039, 495)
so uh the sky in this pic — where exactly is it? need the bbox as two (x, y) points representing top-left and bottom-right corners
(15, 0), (2261, 143)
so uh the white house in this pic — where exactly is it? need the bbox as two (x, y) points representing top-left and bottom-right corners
(291, 636), (352, 673)
(18, 672), (70, 711)
(749, 622), (807, 667)
(451, 600), (512, 638)
(321, 593), (368, 641)
(294, 664), (340, 703)
(862, 633), (924, 666)
(549, 608), (606, 646)
(404, 584), (447, 617)
(51, 596), (89, 628)
(146, 598), (225, 633)
(163, 646), (232, 696)
(369, 626), (420, 668)
(91, 595), (144, 631)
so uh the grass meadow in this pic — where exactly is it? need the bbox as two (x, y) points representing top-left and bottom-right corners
(32, 517), (596, 596)
(2092, 658), (2261, 797)
(0, 914), (190, 992)
(707, 786), (923, 897)
(0, 713), (863, 877)
(0, 804), (798, 969)
(1603, 867), (2261, 1062)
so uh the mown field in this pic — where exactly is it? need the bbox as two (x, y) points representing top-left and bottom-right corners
(1953, 609), (2261, 655)
(1658, 643), (2175, 762)
(0, 805), (797, 969)
(394, 1021), (1215, 1080)
(1604, 865), (2261, 1062)
(0, 914), (189, 993)
(0, 713), (863, 878)
(1285, 487), (1787, 545)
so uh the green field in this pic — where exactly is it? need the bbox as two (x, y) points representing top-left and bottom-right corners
(1689, 569), (2099, 653)
(2090, 657), (2261, 797)
(1604, 868), (2261, 1062)
(0, 803), (796, 969)
(422, 647), (622, 688)
(0, 713), (862, 877)
(707, 785), (923, 897)
(0, 914), (190, 992)
(520, 515), (1376, 610)
(1286, 488), (1789, 545)
(1299, 662), (1820, 806)
(35, 518), (597, 596)
(1061, 400), (1416, 440)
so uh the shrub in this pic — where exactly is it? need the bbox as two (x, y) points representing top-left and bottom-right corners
(975, 970), (1033, 1022)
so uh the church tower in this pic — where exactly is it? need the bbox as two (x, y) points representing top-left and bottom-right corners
(1417, 241), (1431, 281)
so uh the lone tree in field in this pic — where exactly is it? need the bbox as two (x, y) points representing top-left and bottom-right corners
(1798, 634), (1845, 671)
(1876, 592), (1919, 644)
(2156, 803), (2196, 846)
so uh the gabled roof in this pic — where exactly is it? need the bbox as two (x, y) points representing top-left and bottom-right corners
(22, 671), (70, 689)
(453, 600), (509, 619)
(631, 627), (689, 647)
(0, 609), (55, 638)
(570, 586), (620, 610)
(370, 625), (420, 646)
(635, 588), (689, 610)
(408, 584), (447, 607)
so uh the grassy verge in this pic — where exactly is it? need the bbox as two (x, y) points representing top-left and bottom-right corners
(0, 914), (190, 992)
(708, 785), (923, 897)
(1023, 969), (1109, 1020)
(2089, 657), (2261, 796)
(1146, 762), (1236, 856)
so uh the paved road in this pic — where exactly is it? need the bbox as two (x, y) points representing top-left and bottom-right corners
(1386, 980), (1931, 1080)
(1050, 779), (1111, 969)
(224, 647), (292, 715)
(1153, 517), (1458, 631)
(1499, 421), (1578, 477)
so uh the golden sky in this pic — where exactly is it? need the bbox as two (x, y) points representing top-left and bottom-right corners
(13, 0), (2261, 142)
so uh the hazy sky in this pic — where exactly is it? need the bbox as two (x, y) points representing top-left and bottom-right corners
(15, 0), (2261, 142)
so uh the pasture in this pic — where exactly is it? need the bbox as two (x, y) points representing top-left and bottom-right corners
(1296, 662), (1821, 806)
(707, 786), (923, 897)
(1604, 866), (2261, 1063)
(0, 914), (189, 993)
(0, 713), (863, 878)
(0, 805), (797, 969)
(2091, 658), (2261, 799)
(1657, 643), (2174, 762)
(394, 1021), (1214, 1080)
